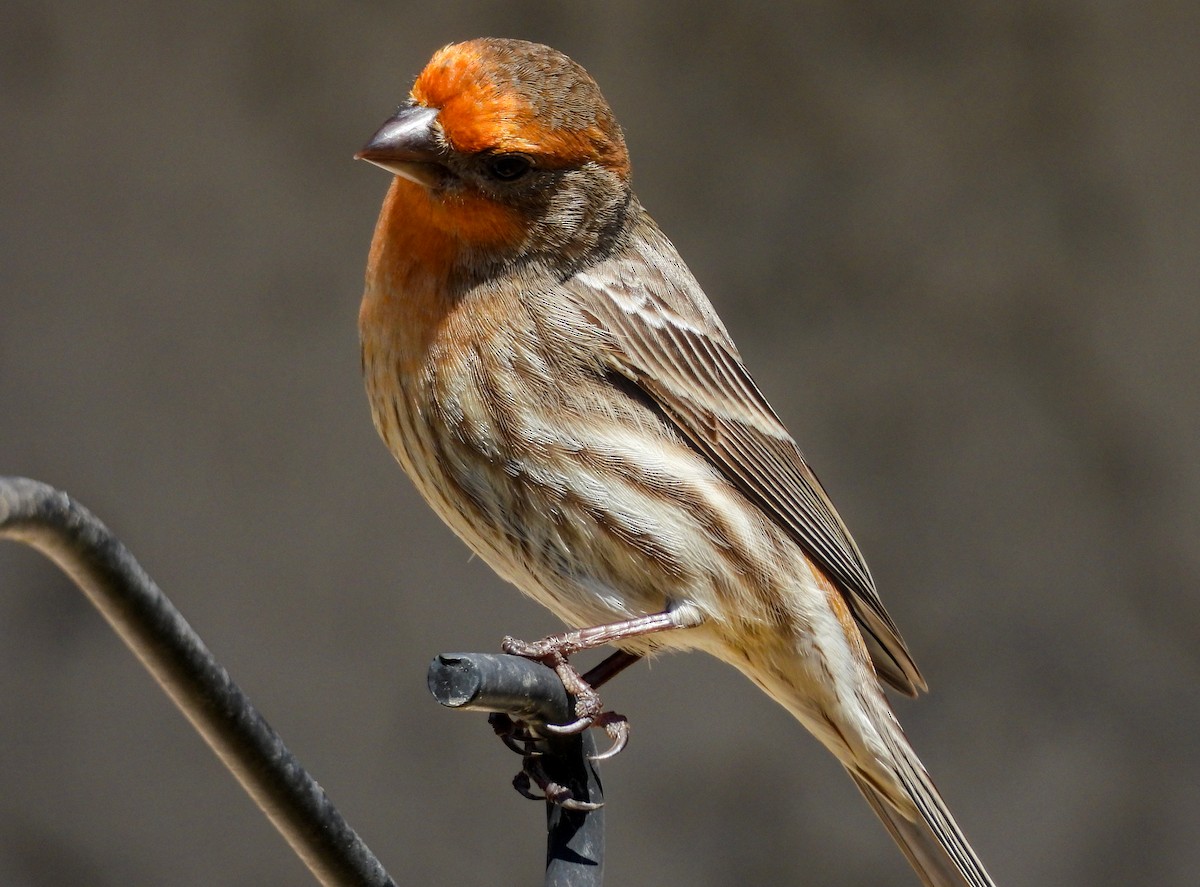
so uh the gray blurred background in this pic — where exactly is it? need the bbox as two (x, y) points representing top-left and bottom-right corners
(1, 2), (1196, 885)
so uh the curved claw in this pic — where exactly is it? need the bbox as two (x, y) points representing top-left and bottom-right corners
(588, 713), (630, 761)
(559, 795), (603, 812)
(514, 757), (603, 811)
(540, 715), (595, 736)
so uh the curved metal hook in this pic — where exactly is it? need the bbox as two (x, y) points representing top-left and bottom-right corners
(0, 477), (396, 887)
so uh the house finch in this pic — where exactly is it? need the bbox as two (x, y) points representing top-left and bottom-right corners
(357, 37), (995, 887)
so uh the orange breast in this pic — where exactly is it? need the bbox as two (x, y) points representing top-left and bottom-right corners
(359, 177), (525, 374)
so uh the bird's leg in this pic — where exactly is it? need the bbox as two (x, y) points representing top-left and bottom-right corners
(583, 649), (643, 689)
(502, 609), (691, 759)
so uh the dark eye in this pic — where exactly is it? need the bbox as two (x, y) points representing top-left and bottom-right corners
(485, 153), (533, 182)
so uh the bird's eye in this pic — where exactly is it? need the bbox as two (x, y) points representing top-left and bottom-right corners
(485, 153), (533, 182)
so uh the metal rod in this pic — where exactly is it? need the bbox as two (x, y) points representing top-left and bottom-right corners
(0, 477), (396, 887)
(428, 653), (605, 887)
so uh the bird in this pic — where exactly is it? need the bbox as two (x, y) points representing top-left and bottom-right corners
(355, 37), (995, 887)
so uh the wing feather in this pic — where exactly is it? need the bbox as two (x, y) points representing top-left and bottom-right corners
(570, 244), (926, 695)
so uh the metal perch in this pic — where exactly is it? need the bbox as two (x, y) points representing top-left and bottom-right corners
(428, 652), (605, 887)
(1, 476), (605, 886)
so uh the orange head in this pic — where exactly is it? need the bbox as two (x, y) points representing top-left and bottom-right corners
(410, 38), (629, 177)
(358, 39), (634, 269)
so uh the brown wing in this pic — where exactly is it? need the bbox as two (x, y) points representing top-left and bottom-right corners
(568, 229), (926, 695)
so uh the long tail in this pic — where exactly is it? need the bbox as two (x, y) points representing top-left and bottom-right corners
(723, 627), (995, 885)
(851, 721), (995, 887)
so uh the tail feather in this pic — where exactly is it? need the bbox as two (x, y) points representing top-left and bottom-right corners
(850, 730), (995, 887)
(725, 640), (994, 885)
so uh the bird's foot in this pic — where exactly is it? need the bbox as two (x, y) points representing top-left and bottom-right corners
(501, 634), (631, 760)
(512, 755), (602, 811)
(489, 712), (605, 810)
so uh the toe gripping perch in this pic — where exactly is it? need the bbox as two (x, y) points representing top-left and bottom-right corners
(427, 652), (607, 887)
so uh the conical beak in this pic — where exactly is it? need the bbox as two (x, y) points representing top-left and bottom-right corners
(355, 105), (447, 188)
